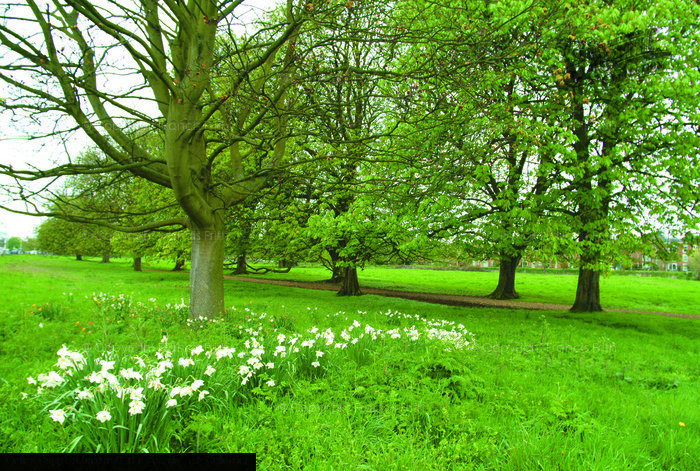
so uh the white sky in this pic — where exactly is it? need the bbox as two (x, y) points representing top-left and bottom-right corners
(0, 0), (281, 240)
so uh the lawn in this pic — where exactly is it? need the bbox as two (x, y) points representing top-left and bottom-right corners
(233, 264), (700, 315)
(0, 255), (698, 469)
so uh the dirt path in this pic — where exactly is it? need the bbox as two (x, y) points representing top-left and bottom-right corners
(147, 270), (700, 319)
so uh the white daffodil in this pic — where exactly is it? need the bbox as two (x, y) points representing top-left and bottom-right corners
(43, 371), (65, 388)
(166, 399), (177, 408)
(250, 348), (265, 357)
(148, 377), (165, 391)
(129, 387), (144, 400)
(191, 345), (204, 356)
(198, 390), (209, 401)
(57, 345), (71, 358)
(157, 360), (173, 370)
(27, 377), (36, 385)
(77, 389), (94, 400)
(266, 380), (275, 387)
(204, 365), (216, 376)
(88, 371), (103, 384)
(191, 380), (204, 391)
(96, 410), (111, 423)
(178, 358), (194, 368)
(128, 399), (146, 415)
(312, 361), (320, 368)
(49, 409), (66, 424)
(100, 360), (115, 372)
(119, 368), (143, 381)
(265, 362), (274, 369)
(170, 387), (182, 398)
(132, 357), (146, 368)
(215, 347), (235, 360)
(315, 351), (324, 357)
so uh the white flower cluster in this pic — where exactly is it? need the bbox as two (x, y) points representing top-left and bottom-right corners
(90, 292), (130, 309)
(324, 309), (474, 351)
(35, 344), (214, 427)
(185, 314), (225, 329)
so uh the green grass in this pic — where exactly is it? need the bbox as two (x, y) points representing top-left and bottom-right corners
(234, 264), (700, 315)
(0, 255), (698, 469)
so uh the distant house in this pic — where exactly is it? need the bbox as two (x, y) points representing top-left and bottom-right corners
(627, 238), (698, 272)
(463, 235), (697, 272)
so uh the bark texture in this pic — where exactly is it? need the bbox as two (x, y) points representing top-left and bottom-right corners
(488, 253), (522, 300)
(173, 251), (185, 271)
(337, 267), (362, 296)
(571, 267), (603, 312)
(133, 257), (142, 272)
(189, 226), (225, 319)
(233, 253), (247, 275)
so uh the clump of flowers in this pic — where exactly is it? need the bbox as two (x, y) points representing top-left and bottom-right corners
(27, 344), (217, 452)
(185, 314), (224, 330)
(26, 297), (475, 452)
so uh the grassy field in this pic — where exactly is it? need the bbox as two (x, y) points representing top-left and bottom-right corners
(231, 264), (700, 315)
(0, 255), (699, 469)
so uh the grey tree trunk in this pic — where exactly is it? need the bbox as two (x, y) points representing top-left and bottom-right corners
(133, 256), (142, 272)
(189, 225), (225, 319)
(100, 253), (110, 263)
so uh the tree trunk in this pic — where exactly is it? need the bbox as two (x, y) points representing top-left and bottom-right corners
(233, 253), (247, 275)
(571, 267), (603, 312)
(100, 253), (110, 263)
(327, 248), (343, 283)
(337, 267), (362, 296)
(278, 259), (294, 269)
(328, 266), (343, 283)
(190, 225), (225, 319)
(173, 250), (185, 271)
(488, 253), (522, 299)
(76, 254), (83, 261)
(133, 256), (142, 272)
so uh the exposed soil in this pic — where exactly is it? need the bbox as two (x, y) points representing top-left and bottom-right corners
(146, 270), (700, 319)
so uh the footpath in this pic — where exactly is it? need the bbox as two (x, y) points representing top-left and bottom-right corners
(220, 274), (700, 320)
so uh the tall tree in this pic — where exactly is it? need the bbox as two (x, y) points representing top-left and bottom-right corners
(0, 0), (330, 318)
(544, 0), (700, 311)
